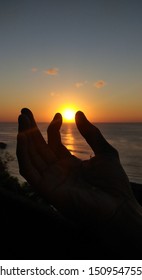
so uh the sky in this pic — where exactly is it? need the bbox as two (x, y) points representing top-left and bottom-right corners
(0, 0), (142, 122)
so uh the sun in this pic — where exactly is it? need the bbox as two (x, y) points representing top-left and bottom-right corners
(62, 108), (76, 122)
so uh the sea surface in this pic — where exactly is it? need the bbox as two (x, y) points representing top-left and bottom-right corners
(0, 122), (142, 184)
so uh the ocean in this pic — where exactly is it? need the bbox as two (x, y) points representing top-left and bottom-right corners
(0, 122), (142, 184)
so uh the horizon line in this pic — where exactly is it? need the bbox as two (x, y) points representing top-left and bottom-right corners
(0, 121), (142, 124)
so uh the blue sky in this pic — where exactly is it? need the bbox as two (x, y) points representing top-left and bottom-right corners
(0, 0), (142, 121)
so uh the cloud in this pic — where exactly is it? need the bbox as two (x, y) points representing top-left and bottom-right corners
(50, 92), (55, 97)
(75, 82), (84, 88)
(75, 81), (88, 88)
(31, 67), (38, 73)
(44, 68), (59, 76)
(94, 80), (106, 88)
(50, 92), (60, 97)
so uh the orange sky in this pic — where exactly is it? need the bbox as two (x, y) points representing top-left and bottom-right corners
(1, 90), (142, 123)
(0, 1), (142, 123)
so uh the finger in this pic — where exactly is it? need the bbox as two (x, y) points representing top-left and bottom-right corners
(21, 108), (46, 146)
(21, 108), (45, 144)
(47, 113), (62, 149)
(75, 111), (119, 157)
(20, 108), (56, 164)
(47, 113), (71, 159)
(18, 114), (49, 174)
(16, 132), (41, 186)
(18, 112), (31, 133)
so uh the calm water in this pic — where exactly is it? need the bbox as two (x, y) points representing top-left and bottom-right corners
(0, 122), (142, 184)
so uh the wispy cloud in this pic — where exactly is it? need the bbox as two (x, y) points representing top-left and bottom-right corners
(50, 92), (55, 97)
(50, 92), (60, 97)
(44, 68), (59, 76)
(31, 67), (38, 73)
(75, 81), (88, 88)
(94, 80), (106, 88)
(75, 82), (84, 88)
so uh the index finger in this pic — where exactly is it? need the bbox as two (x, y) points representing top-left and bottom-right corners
(47, 113), (72, 159)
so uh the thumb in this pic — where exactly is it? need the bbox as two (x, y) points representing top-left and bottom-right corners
(75, 111), (118, 157)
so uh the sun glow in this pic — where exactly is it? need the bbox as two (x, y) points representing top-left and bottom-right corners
(62, 108), (76, 122)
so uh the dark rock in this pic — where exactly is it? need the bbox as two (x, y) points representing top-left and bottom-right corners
(0, 142), (7, 149)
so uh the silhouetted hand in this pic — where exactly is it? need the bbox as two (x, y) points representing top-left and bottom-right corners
(17, 108), (140, 226)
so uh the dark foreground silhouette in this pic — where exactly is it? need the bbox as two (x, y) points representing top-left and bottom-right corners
(0, 108), (142, 260)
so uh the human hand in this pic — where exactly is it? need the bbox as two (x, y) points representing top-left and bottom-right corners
(17, 108), (138, 225)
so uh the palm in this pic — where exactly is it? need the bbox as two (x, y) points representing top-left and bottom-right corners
(17, 109), (136, 225)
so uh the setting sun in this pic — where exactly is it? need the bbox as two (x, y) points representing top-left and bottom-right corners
(62, 108), (76, 122)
